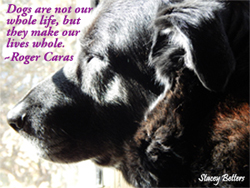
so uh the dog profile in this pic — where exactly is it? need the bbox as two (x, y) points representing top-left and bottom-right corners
(7, 0), (249, 187)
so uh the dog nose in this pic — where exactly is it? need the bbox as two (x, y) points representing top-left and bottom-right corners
(7, 103), (27, 131)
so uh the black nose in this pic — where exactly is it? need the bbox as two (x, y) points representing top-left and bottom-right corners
(7, 103), (27, 132)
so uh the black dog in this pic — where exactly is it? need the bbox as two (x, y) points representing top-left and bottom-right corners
(7, 0), (249, 187)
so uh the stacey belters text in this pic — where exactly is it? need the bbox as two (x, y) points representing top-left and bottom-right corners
(198, 174), (245, 186)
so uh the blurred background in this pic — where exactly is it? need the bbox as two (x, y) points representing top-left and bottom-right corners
(0, 0), (132, 187)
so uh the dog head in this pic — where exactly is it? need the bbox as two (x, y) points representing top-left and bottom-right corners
(7, 0), (248, 166)
(7, 0), (163, 164)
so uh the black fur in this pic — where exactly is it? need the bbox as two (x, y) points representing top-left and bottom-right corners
(7, 0), (249, 187)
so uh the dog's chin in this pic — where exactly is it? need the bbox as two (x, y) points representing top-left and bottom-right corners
(39, 152), (84, 164)
(92, 154), (118, 167)
(19, 131), (89, 164)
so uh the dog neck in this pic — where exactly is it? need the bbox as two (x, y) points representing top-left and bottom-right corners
(119, 68), (249, 187)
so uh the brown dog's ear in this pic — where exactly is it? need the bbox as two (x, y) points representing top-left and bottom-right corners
(152, 1), (236, 92)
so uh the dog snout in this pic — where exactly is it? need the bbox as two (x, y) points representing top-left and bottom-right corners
(7, 102), (27, 132)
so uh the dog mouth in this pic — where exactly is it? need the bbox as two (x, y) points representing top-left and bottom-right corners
(18, 128), (81, 163)
(10, 116), (102, 163)
(7, 108), (76, 162)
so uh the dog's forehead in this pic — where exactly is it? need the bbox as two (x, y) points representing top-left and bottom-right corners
(81, 0), (161, 60)
(60, 0), (164, 106)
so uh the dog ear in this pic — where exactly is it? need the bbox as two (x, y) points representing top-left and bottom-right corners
(151, 2), (236, 92)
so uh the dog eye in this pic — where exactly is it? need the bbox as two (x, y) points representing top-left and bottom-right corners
(91, 0), (100, 8)
(86, 56), (94, 63)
